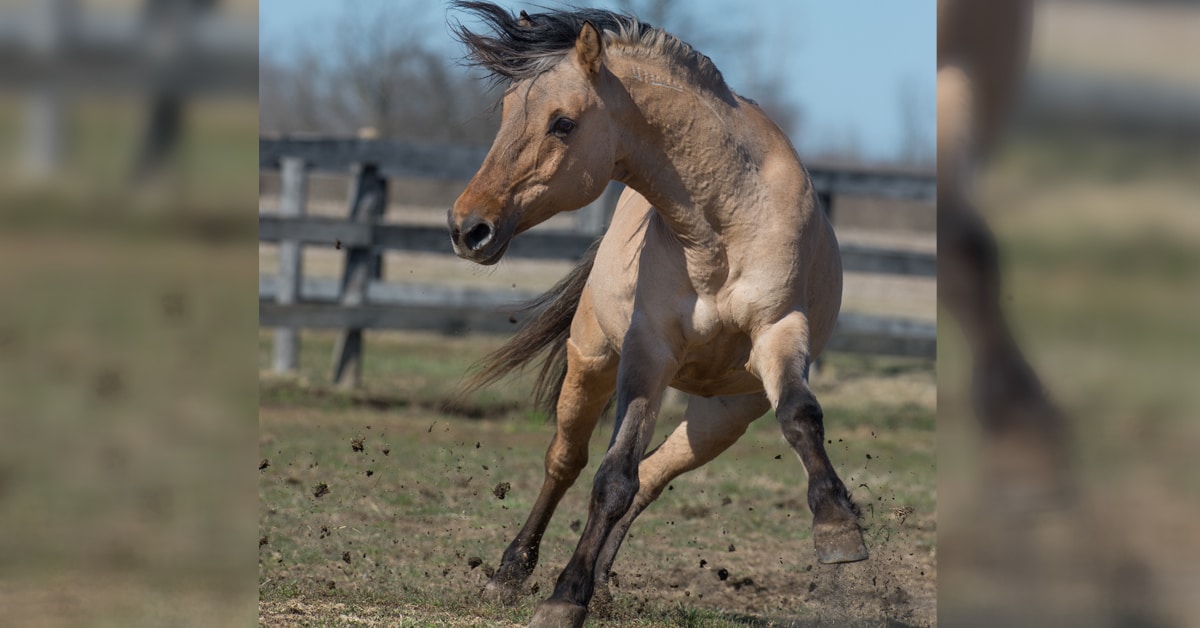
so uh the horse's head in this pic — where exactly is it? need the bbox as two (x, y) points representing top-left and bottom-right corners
(450, 20), (617, 265)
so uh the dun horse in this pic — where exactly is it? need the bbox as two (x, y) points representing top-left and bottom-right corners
(447, 3), (866, 625)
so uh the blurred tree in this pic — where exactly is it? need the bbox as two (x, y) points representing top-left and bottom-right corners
(258, 2), (498, 144)
(259, 0), (805, 147)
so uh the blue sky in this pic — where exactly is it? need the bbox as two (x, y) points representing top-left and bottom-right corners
(260, 0), (935, 163)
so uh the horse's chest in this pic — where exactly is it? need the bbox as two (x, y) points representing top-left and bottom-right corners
(672, 302), (760, 397)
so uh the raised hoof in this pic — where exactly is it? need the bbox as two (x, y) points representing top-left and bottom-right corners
(814, 521), (868, 564)
(481, 578), (523, 606)
(529, 599), (588, 628)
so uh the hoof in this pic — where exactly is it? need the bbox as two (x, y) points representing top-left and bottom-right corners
(529, 599), (587, 628)
(814, 521), (868, 564)
(481, 578), (523, 606)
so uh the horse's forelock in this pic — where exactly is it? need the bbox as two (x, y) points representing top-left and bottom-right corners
(451, 1), (641, 85)
(451, 1), (728, 97)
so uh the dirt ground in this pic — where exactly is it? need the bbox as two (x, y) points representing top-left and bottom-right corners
(258, 334), (936, 626)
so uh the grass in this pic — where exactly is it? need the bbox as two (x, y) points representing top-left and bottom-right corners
(0, 96), (259, 626)
(259, 331), (936, 626)
(937, 130), (1200, 625)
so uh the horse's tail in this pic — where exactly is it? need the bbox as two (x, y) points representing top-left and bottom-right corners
(461, 239), (601, 420)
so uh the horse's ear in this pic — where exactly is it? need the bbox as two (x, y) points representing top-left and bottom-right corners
(574, 21), (604, 76)
(518, 10), (532, 27)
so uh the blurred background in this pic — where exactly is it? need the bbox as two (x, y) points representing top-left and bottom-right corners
(938, 0), (1200, 626)
(0, 0), (258, 625)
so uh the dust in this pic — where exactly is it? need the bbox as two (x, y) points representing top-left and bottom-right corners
(259, 376), (936, 626)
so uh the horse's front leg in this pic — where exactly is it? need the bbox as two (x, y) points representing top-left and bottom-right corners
(591, 392), (771, 611)
(528, 330), (676, 628)
(751, 312), (868, 564)
(484, 335), (617, 603)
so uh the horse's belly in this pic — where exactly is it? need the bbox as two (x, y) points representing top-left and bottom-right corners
(670, 338), (761, 397)
(671, 369), (761, 397)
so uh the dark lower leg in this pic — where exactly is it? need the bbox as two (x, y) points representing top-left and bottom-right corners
(780, 390), (858, 524)
(542, 398), (657, 610)
(779, 387), (867, 563)
(594, 393), (767, 594)
(485, 450), (581, 595)
(487, 349), (614, 599)
(592, 486), (654, 599)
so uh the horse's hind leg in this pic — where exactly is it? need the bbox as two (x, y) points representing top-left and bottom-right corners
(483, 335), (617, 603)
(591, 392), (770, 607)
(751, 312), (868, 564)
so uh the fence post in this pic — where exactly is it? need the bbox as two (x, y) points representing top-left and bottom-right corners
(24, 0), (74, 177)
(331, 163), (388, 388)
(272, 157), (307, 374)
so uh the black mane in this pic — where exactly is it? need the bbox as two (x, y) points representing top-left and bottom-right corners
(450, 1), (725, 90)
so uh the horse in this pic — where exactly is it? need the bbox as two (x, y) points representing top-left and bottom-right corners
(937, 0), (1070, 504)
(446, 3), (866, 625)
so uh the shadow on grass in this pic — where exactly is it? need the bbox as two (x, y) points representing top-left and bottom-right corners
(259, 379), (521, 419)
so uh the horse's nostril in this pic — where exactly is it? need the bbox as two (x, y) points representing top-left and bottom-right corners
(465, 222), (494, 251)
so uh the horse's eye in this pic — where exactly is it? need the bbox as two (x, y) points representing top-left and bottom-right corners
(550, 117), (576, 138)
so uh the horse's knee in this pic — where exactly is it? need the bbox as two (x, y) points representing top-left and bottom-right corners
(545, 434), (589, 482)
(590, 457), (639, 523)
(778, 390), (824, 447)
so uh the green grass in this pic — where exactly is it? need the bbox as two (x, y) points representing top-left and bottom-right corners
(937, 130), (1200, 627)
(0, 96), (259, 626)
(259, 332), (936, 626)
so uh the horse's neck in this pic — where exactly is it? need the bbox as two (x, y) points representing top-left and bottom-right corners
(607, 56), (766, 263)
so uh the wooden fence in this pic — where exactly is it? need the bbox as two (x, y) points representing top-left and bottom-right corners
(0, 0), (257, 176)
(259, 137), (937, 387)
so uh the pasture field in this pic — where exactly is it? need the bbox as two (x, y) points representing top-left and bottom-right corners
(937, 131), (1200, 625)
(258, 331), (936, 626)
(0, 98), (259, 626)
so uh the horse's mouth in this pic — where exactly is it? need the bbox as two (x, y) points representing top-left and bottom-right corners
(476, 240), (510, 265)
(453, 237), (510, 266)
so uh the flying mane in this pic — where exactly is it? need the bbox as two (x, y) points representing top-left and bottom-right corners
(450, 1), (729, 96)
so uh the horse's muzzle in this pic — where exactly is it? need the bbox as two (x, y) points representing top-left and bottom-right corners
(448, 212), (509, 265)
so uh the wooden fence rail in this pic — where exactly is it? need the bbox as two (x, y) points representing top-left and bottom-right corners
(259, 137), (937, 387)
(1, 1), (256, 176)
